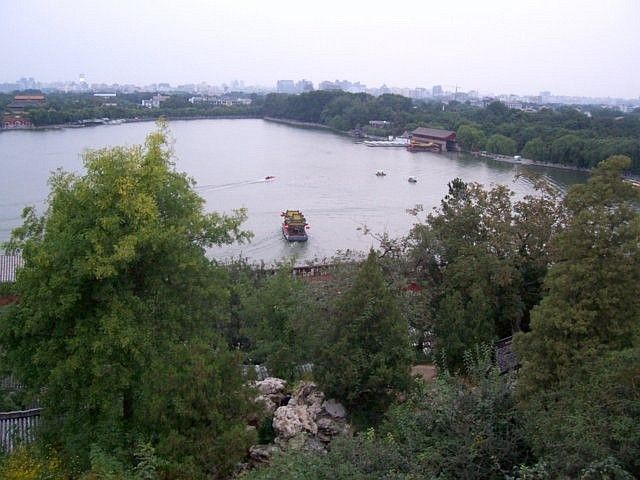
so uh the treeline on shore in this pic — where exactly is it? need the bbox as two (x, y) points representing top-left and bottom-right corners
(0, 91), (264, 127)
(3, 89), (640, 173)
(0, 126), (638, 479)
(262, 90), (640, 173)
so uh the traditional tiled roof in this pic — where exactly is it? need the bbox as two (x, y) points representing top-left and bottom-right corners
(411, 127), (456, 140)
(0, 255), (23, 283)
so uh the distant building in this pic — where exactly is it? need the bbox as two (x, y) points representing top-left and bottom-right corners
(141, 94), (169, 108)
(276, 80), (296, 94)
(318, 79), (366, 93)
(1, 94), (45, 129)
(2, 114), (32, 129)
(188, 95), (252, 106)
(502, 101), (524, 110)
(296, 79), (314, 92)
(432, 85), (443, 97)
(7, 95), (45, 111)
(369, 120), (391, 128)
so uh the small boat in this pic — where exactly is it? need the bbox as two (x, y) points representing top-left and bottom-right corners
(265, 175), (276, 180)
(281, 210), (309, 242)
(408, 176), (418, 183)
(375, 170), (387, 176)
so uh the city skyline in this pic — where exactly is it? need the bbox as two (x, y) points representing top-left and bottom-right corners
(2, 0), (639, 99)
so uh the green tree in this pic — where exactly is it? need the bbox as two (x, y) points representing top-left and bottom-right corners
(515, 155), (640, 395)
(485, 133), (517, 155)
(0, 126), (255, 478)
(549, 134), (585, 166)
(456, 124), (486, 151)
(240, 268), (306, 380)
(315, 250), (411, 427)
(521, 137), (549, 162)
(522, 347), (640, 477)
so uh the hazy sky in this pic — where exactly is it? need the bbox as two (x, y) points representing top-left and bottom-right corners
(3, 0), (639, 98)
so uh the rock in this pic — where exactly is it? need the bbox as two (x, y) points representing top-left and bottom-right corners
(303, 435), (327, 454)
(254, 377), (288, 414)
(273, 405), (317, 439)
(255, 377), (286, 395)
(289, 382), (325, 418)
(322, 399), (347, 419)
(316, 417), (341, 438)
(277, 431), (306, 450)
(250, 380), (350, 463)
(248, 444), (279, 464)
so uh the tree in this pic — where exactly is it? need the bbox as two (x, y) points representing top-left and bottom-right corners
(240, 268), (307, 380)
(405, 176), (563, 369)
(515, 155), (640, 396)
(549, 134), (585, 166)
(522, 347), (640, 477)
(314, 250), (411, 427)
(457, 124), (486, 151)
(521, 137), (549, 162)
(0, 125), (256, 478)
(485, 133), (517, 155)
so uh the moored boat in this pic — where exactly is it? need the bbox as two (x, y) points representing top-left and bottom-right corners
(281, 210), (309, 242)
(408, 176), (418, 183)
(363, 137), (409, 147)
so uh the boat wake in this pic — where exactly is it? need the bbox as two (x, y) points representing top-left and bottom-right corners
(196, 176), (275, 192)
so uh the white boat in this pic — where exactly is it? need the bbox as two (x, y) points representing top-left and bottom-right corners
(363, 137), (410, 147)
(408, 176), (417, 183)
(375, 170), (386, 176)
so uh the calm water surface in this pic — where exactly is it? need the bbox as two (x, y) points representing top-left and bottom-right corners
(0, 119), (587, 264)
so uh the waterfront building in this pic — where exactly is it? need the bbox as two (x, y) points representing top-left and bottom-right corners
(409, 127), (457, 152)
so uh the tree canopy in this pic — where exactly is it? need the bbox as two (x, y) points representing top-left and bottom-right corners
(0, 125), (255, 478)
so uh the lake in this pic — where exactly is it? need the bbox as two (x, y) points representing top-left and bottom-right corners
(0, 119), (587, 264)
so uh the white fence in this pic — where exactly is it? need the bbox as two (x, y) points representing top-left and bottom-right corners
(0, 408), (41, 453)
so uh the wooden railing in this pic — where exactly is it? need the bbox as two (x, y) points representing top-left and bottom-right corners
(0, 408), (41, 453)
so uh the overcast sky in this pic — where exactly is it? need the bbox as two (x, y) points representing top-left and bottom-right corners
(2, 0), (639, 98)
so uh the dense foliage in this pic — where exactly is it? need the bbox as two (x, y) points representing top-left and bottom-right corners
(402, 175), (563, 370)
(17, 92), (263, 126)
(514, 156), (640, 477)
(0, 124), (638, 478)
(263, 91), (640, 172)
(314, 251), (412, 426)
(0, 126), (256, 478)
(243, 351), (532, 480)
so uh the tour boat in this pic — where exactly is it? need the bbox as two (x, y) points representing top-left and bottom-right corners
(265, 175), (276, 180)
(375, 170), (387, 176)
(281, 210), (309, 242)
(364, 137), (410, 147)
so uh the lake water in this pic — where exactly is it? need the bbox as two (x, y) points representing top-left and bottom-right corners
(0, 119), (587, 264)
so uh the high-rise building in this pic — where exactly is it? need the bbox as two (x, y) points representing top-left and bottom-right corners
(276, 80), (296, 94)
(432, 85), (443, 97)
(296, 79), (314, 92)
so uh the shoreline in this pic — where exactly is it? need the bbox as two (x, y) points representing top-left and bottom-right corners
(466, 151), (592, 173)
(0, 114), (262, 133)
(0, 117), (606, 175)
(263, 116), (335, 131)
